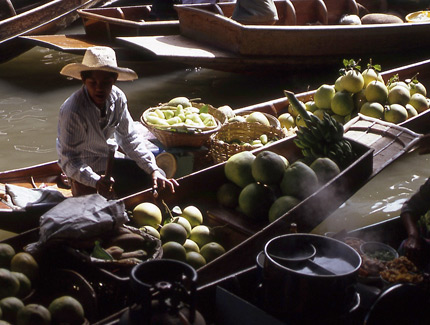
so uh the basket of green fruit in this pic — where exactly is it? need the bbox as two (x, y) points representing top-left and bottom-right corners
(141, 97), (226, 148)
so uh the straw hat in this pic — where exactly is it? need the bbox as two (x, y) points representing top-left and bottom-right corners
(60, 46), (138, 81)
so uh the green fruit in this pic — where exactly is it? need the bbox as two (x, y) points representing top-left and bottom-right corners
(160, 222), (188, 245)
(314, 84), (335, 109)
(340, 70), (364, 93)
(387, 81), (409, 91)
(181, 206), (203, 227)
(331, 91), (354, 116)
(310, 157), (341, 184)
(280, 161), (319, 199)
(334, 76), (345, 92)
(167, 96), (191, 108)
(139, 225), (160, 239)
(161, 242), (187, 261)
(189, 225), (212, 248)
(278, 112), (295, 129)
(0, 297), (24, 324)
(384, 104), (408, 123)
(331, 114), (345, 123)
(305, 101), (318, 113)
(360, 102), (385, 119)
(200, 242), (226, 263)
(0, 268), (20, 299)
(388, 85), (411, 106)
(362, 68), (384, 87)
(10, 252), (39, 283)
(365, 80), (388, 104)
(224, 151), (255, 188)
(48, 296), (85, 325)
(405, 104), (419, 119)
(409, 81), (427, 96)
(12, 272), (32, 299)
(183, 239), (200, 253)
(0, 243), (15, 269)
(216, 182), (241, 209)
(313, 109), (326, 120)
(409, 93), (429, 113)
(172, 216), (192, 237)
(132, 202), (162, 228)
(246, 112), (270, 126)
(252, 151), (286, 185)
(186, 251), (206, 269)
(353, 89), (367, 111)
(238, 182), (276, 220)
(16, 304), (51, 325)
(268, 196), (301, 223)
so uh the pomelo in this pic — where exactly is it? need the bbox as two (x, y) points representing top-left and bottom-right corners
(224, 151), (255, 188)
(160, 222), (187, 245)
(409, 80), (427, 96)
(409, 93), (429, 113)
(360, 102), (385, 119)
(353, 89), (367, 111)
(186, 251), (206, 269)
(388, 85), (410, 106)
(268, 196), (301, 223)
(252, 151), (286, 185)
(305, 100), (318, 113)
(280, 161), (319, 199)
(310, 157), (341, 184)
(362, 67), (384, 87)
(314, 84), (335, 109)
(189, 225), (213, 248)
(0, 297), (24, 324)
(161, 242), (187, 262)
(132, 202), (162, 228)
(183, 239), (200, 253)
(405, 104), (419, 119)
(10, 252), (39, 282)
(181, 206), (203, 227)
(172, 216), (192, 237)
(0, 268), (20, 299)
(48, 296), (85, 325)
(365, 80), (388, 104)
(339, 69), (364, 93)
(331, 91), (354, 116)
(238, 182), (276, 220)
(200, 242), (226, 263)
(216, 182), (241, 209)
(0, 243), (15, 269)
(16, 304), (51, 325)
(139, 225), (160, 239)
(278, 112), (295, 129)
(384, 104), (408, 123)
(246, 112), (270, 126)
(12, 272), (32, 299)
(334, 76), (344, 92)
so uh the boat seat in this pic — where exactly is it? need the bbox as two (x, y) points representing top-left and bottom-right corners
(364, 283), (430, 325)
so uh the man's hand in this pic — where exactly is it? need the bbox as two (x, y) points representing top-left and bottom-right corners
(151, 170), (179, 198)
(96, 175), (115, 199)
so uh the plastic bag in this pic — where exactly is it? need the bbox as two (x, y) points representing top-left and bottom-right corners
(232, 0), (278, 24)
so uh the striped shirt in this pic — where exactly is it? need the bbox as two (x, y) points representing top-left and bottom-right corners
(56, 85), (159, 188)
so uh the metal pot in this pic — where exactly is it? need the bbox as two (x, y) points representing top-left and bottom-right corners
(262, 233), (361, 323)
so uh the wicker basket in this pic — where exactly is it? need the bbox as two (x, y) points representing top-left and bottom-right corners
(235, 111), (281, 129)
(209, 122), (286, 163)
(141, 102), (226, 148)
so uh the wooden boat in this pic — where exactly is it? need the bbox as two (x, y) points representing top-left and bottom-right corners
(0, 0), (116, 64)
(116, 0), (430, 73)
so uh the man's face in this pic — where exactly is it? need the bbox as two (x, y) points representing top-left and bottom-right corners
(83, 70), (117, 108)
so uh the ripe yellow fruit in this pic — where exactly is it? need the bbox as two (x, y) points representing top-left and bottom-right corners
(405, 104), (419, 119)
(132, 202), (162, 228)
(331, 91), (355, 116)
(183, 239), (200, 253)
(362, 68), (384, 87)
(181, 206), (203, 227)
(384, 104), (408, 123)
(224, 151), (255, 188)
(246, 112), (270, 126)
(365, 80), (388, 104)
(388, 85), (411, 106)
(360, 102), (385, 119)
(334, 76), (345, 92)
(139, 225), (160, 239)
(278, 112), (295, 129)
(339, 70), (364, 93)
(189, 225), (212, 248)
(305, 100), (318, 113)
(48, 296), (85, 325)
(314, 84), (335, 109)
(409, 93), (429, 113)
(409, 81), (427, 96)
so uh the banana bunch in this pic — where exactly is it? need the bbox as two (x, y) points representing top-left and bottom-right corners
(284, 90), (356, 168)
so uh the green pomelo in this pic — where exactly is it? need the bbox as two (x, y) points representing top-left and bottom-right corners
(331, 91), (354, 116)
(238, 183), (276, 221)
(181, 206), (203, 227)
(313, 109), (327, 120)
(278, 113), (295, 129)
(183, 239), (200, 253)
(365, 80), (388, 104)
(172, 216), (192, 237)
(268, 196), (301, 223)
(139, 225), (160, 239)
(48, 296), (85, 325)
(280, 161), (319, 199)
(353, 89), (367, 111)
(362, 68), (384, 87)
(216, 182), (241, 209)
(331, 114), (345, 123)
(384, 104), (408, 124)
(387, 81), (409, 91)
(224, 151), (255, 188)
(12, 272), (32, 299)
(360, 102), (385, 119)
(388, 85), (411, 106)
(339, 70), (364, 93)
(334, 76), (344, 92)
(310, 157), (341, 184)
(189, 225), (213, 248)
(0, 243), (15, 269)
(252, 151), (286, 185)
(0, 297), (24, 324)
(0, 268), (20, 299)
(16, 304), (51, 325)
(161, 242), (187, 262)
(246, 112), (270, 126)
(10, 252), (39, 283)
(405, 104), (419, 119)
(305, 101), (318, 113)
(200, 242), (226, 263)
(314, 84), (335, 109)
(186, 251), (206, 269)
(409, 93), (429, 113)
(409, 81), (427, 96)
(132, 202), (162, 228)
(160, 222), (188, 245)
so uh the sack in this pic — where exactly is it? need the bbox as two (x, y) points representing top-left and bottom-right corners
(232, 0), (278, 24)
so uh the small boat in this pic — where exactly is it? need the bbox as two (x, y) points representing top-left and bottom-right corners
(116, 0), (430, 73)
(0, 0), (117, 63)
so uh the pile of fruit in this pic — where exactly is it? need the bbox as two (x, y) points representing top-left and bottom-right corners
(132, 202), (226, 270)
(216, 150), (341, 223)
(278, 59), (429, 129)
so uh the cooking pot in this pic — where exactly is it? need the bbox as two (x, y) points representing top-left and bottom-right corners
(262, 233), (361, 323)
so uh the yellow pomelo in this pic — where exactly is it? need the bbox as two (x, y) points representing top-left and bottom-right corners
(339, 70), (364, 93)
(246, 112), (270, 126)
(132, 202), (162, 228)
(362, 68), (384, 87)
(314, 84), (335, 109)
(252, 151), (286, 185)
(268, 196), (301, 223)
(48, 296), (85, 325)
(310, 157), (341, 184)
(305, 100), (318, 113)
(189, 225), (212, 248)
(224, 151), (255, 188)
(360, 102), (385, 119)
(388, 85), (411, 106)
(278, 113), (295, 129)
(12, 272), (32, 299)
(365, 80), (388, 104)
(0, 243), (15, 269)
(181, 206), (203, 227)
(280, 161), (319, 199)
(16, 304), (51, 325)
(161, 242), (187, 261)
(384, 104), (408, 123)
(160, 222), (188, 245)
(387, 81), (409, 91)
(172, 216), (192, 237)
(334, 76), (345, 92)
(409, 93), (429, 113)
(183, 239), (200, 253)
(405, 104), (419, 119)
(409, 81), (427, 96)
(331, 91), (354, 116)
(139, 225), (160, 239)
(0, 297), (24, 324)
(186, 251), (206, 269)
(238, 182), (276, 221)
(216, 182), (241, 209)
(200, 242), (226, 263)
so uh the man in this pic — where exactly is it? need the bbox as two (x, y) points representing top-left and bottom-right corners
(57, 46), (178, 198)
